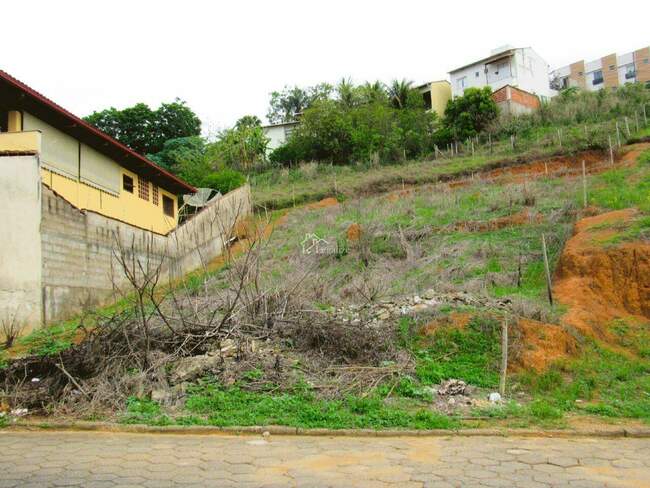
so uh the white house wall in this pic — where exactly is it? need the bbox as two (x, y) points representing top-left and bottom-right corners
(0, 155), (43, 327)
(264, 126), (287, 152)
(515, 48), (552, 99)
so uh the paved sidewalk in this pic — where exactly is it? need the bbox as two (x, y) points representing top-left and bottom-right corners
(1, 431), (649, 487)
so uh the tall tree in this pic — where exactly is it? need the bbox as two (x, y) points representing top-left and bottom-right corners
(359, 81), (388, 105)
(266, 83), (332, 123)
(84, 99), (201, 155)
(336, 77), (358, 108)
(234, 115), (262, 130)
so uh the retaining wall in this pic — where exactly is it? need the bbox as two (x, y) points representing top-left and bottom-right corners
(0, 154), (251, 332)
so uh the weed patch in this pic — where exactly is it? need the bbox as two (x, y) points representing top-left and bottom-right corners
(517, 342), (650, 421)
(120, 397), (172, 426)
(412, 315), (502, 388)
(181, 378), (458, 430)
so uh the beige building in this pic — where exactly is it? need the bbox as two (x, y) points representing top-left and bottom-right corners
(550, 46), (650, 92)
(416, 80), (452, 117)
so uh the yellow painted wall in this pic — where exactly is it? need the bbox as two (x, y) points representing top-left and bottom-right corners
(0, 131), (41, 153)
(429, 81), (452, 117)
(7, 111), (22, 132)
(41, 167), (178, 234)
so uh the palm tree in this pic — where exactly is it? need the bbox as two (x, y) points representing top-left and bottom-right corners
(388, 79), (413, 109)
(337, 77), (356, 108)
(360, 81), (387, 104)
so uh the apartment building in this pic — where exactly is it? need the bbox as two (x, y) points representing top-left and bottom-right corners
(550, 46), (650, 92)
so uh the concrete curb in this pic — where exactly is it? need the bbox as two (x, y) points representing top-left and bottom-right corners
(5, 420), (650, 439)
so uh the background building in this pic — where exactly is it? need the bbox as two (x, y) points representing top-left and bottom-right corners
(262, 120), (299, 155)
(415, 80), (452, 117)
(449, 46), (551, 101)
(550, 46), (650, 92)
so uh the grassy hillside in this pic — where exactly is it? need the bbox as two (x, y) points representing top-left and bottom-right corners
(4, 143), (649, 430)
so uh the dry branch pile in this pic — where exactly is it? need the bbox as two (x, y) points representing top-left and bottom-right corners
(0, 215), (409, 417)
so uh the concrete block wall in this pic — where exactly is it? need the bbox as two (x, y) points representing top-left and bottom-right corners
(39, 183), (251, 325)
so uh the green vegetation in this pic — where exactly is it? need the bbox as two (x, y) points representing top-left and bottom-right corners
(120, 378), (459, 430)
(412, 315), (502, 388)
(19, 321), (79, 357)
(590, 149), (650, 213)
(518, 343), (650, 422)
(181, 378), (457, 430)
(121, 397), (172, 426)
(255, 84), (649, 210)
(84, 99), (201, 155)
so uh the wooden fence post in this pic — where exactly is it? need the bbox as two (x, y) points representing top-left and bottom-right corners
(557, 128), (562, 149)
(499, 316), (508, 397)
(541, 233), (553, 306)
(616, 121), (622, 148)
(624, 116), (630, 137)
(582, 160), (587, 208)
(608, 135), (614, 166)
(643, 104), (648, 126)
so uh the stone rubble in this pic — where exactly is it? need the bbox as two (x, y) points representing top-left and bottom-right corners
(332, 289), (512, 326)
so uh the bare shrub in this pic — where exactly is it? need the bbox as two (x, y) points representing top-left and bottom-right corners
(1, 311), (25, 349)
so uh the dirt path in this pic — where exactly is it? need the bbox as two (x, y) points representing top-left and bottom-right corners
(1, 430), (649, 487)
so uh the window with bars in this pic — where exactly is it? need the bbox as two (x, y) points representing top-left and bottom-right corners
(138, 175), (149, 201)
(152, 185), (159, 206)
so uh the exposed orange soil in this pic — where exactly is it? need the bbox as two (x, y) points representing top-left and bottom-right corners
(486, 150), (603, 182)
(346, 223), (362, 241)
(515, 318), (577, 372)
(553, 208), (650, 341)
(385, 189), (414, 202)
(445, 145), (648, 191)
(421, 312), (574, 372)
(449, 209), (543, 233)
(305, 197), (339, 209)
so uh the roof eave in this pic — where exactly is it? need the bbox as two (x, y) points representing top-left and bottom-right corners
(0, 70), (196, 194)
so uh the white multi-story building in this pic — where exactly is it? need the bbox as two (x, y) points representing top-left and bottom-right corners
(449, 46), (552, 101)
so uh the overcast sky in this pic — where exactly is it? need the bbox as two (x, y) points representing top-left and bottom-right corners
(3, 1), (648, 136)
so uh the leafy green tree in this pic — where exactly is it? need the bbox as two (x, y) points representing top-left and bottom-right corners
(84, 99), (201, 155)
(147, 136), (206, 174)
(208, 122), (269, 170)
(443, 87), (498, 140)
(202, 168), (247, 194)
(266, 84), (332, 123)
(282, 99), (353, 164)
